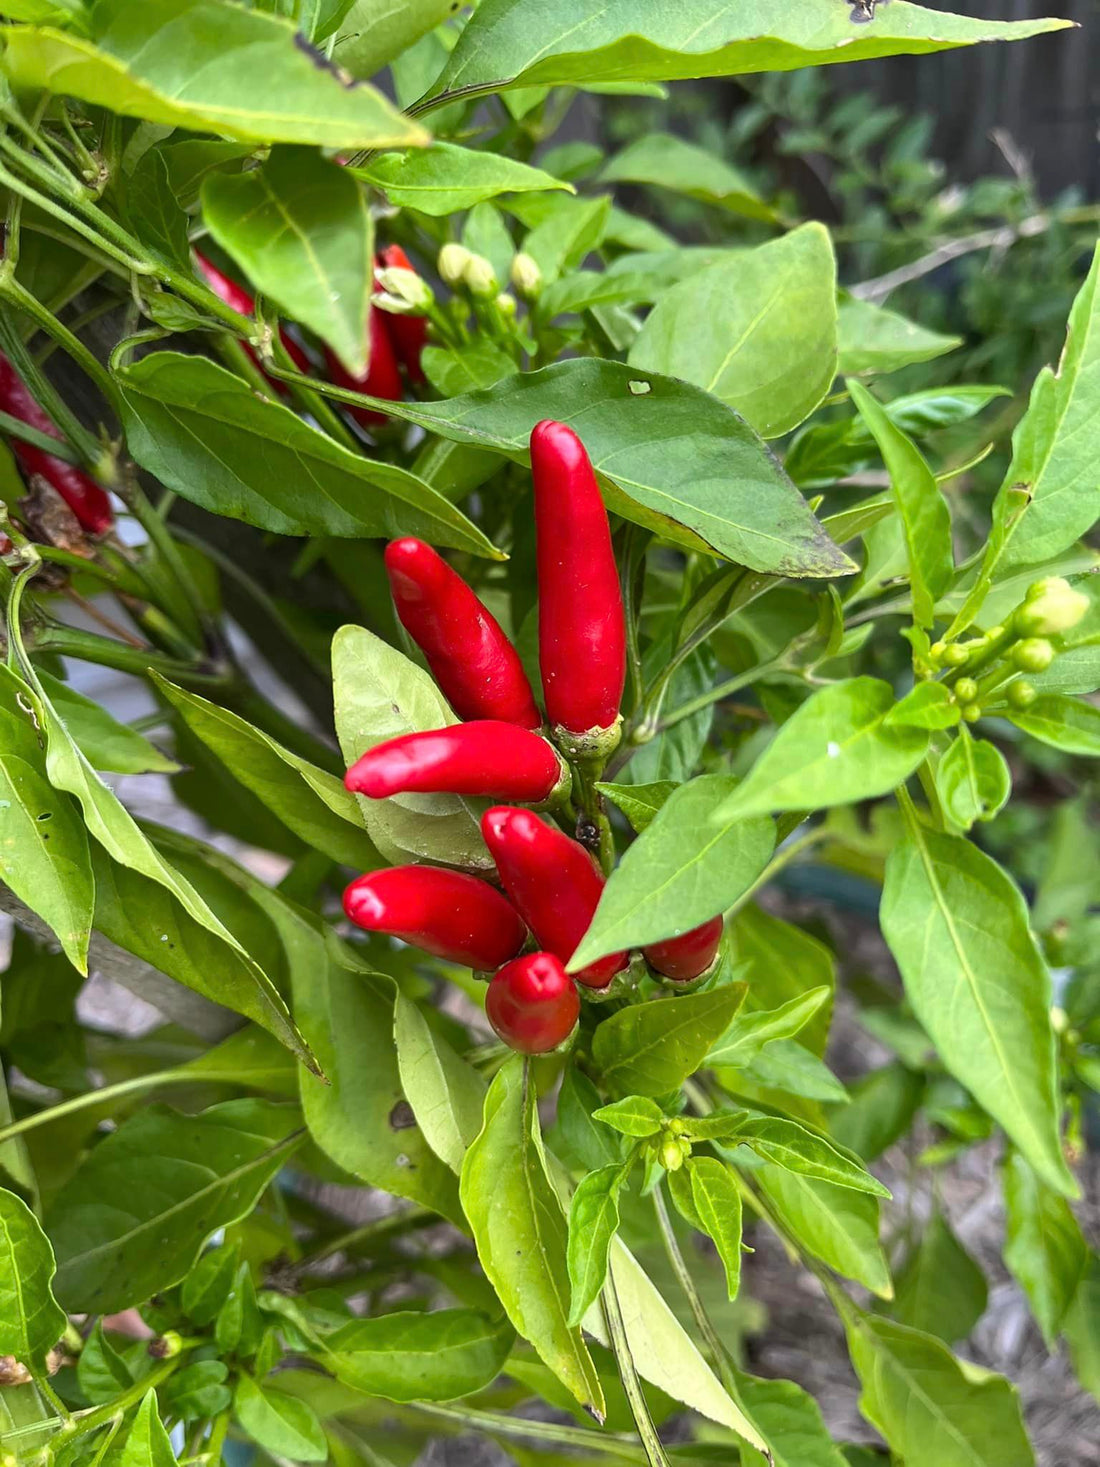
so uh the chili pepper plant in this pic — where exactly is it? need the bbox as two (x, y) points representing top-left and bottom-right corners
(0, 3), (1096, 1465)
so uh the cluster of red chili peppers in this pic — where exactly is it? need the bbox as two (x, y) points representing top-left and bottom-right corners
(341, 421), (723, 1055)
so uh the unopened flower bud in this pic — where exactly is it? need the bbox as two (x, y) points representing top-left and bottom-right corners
(463, 252), (499, 300)
(374, 266), (433, 315)
(961, 703), (982, 723)
(954, 678), (979, 704)
(148, 1331), (182, 1360)
(1007, 678), (1037, 710)
(1013, 637), (1054, 674)
(438, 242), (473, 288)
(943, 644), (970, 668)
(496, 291), (517, 319)
(1015, 577), (1090, 637)
(659, 1137), (685, 1173)
(510, 252), (543, 301)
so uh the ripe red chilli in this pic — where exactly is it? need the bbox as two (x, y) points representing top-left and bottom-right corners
(0, 353), (113, 535)
(324, 306), (403, 426)
(530, 419), (625, 749)
(644, 916), (724, 982)
(346, 723), (568, 804)
(343, 866), (526, 970)
(481, 806), (628, 989)
(194, 252), (310, 381)
(485, 951), (580, 1054)
(378, 245), (428, 383)
(385, 538), (541, 729)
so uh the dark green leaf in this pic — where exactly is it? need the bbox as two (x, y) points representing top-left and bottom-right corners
(600, 132), (773, 221)
(593, 985), (747, 1097)
(596, 780), (677, 833)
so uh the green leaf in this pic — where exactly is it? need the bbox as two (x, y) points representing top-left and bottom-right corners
(935, 727), (1011, 829)
(845, 1311), (1034, 1467)
(886, 682), (960, 731)
(203, 147), (372, 375)
(2, 0), (426, 148)
(331, 0), (455, 79)
(555, 1069), (623, 1172)
(596, 780), (677, 834)
(593, 985), (747, 1098)
(755, 1164), (891, 1297)
(884, 1210), (987, 1344)
(707, 988), (831, 1068)
(0, 1187), (66, 1375)
(837, 295), (961, 376)
(124, 148), (191, 270)
(460, 1059), (604, 1417)
(571, 775), (774, 971)
(732, 1040), (848, 1106)
(713, 678), (929, 821)
(153, 676), (380, 870)
(688, 1157), (743, 1299)
(728, 905), (834, 1055)
(881, 824), (1075, 1197)
(116, 1391), (176, 1467)
(421, 341), (516, 396)
(1065, 1253), (1100, 1404)
(379, 359), (854, 574)
(730, 1116), (889, 1197)
(0, 662), (93, 972)
(321, 1309), (513, 1403)
(353, 141), (570, 215)
(1002, 1150), (1088, 1345)
(46, 1099), (303, 1312)
(393, 992), (487, 1175)
(1006, 693), (1100, 757)
(118, 353), (498, 556)
(37, 670), (178, 774)
(331, 624), (491, 871)
(600, 132), (774, 221)
(829, 1063), (923, 1164)
(566, 1162), (629, 1326)
(629, 224), (837, 438)
(848, 380), (953, 629)
(730, 1367), (850, 1467)
(592, 1096), (665, 1138)
(235, 1375), (327, 1461)
(181, 1242), (240, 1327)
(522, 195), (610, 284)
(424, 1), (1070, 104)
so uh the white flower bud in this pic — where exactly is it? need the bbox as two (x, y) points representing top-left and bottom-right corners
(1015, 577), (1090, 637)
(437, 242), (473, 288)
(463, 252), (499, 300)
(510, 251), (542, 300)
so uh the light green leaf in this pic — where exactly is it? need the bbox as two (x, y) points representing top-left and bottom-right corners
(235, 1375), (327, 1462)
(38, 669), (178, 774)
(353, 141), (570, 215)
(593, 985), (747, 1098)
(331, 0), (455, 79)
(424, 1), (1070, 104)
(838, 294), (961, 376)
(1065, 1253), (1100, 1404)
(2, 0), (426, 148)
(1002, 1150), (1088, 1345)
(46, 1099), (302, 1313)
(600, 132), (774, 221)
(1007, 693), (1100, 757)
(374, 359), (854, 574)
(522, 195), (610, 284)
(117, 1391), (176, 1467)
(688, 1157), (743, 1299)
(460, 1059), (604, 1416)
(393, 992), (487, 1175)
(321, 1310), (513, 1402)
(118, 353), (498, 556)
(592, 1096), (665, 1138)
(566, 1162), (629, 1326)
(707, 988), (831, 1068)
(755, 1164), (891, 1297)
(936, 727), (1011, 829)
(203, 147), (372, 375)
(730, 1116), (889, 1197)
(595, 780), (677, 834)
(0, 1188), (66, 1375)
(420, 341), (516, 396)
(630, 224), (837, 438)
(886, 682), (960, 731)
(713, 678), (929, 821)
(731, 1367), (850, 1467)
(884, 1209), (987, 1344)
(153, 676), (380, 870)
(331, 624), (491, 871)
(845, 1311), (1034, 1467)
(881, 824), (1075, 1197)
(571, 775), (774, 971)
(732, 1040), (848, 1106)
(849, 380), (953, 629)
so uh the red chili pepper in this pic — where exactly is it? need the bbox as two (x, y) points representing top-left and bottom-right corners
(378, 245), (428, 384)
(644, 916), (724, 982)
(324, 305), (403, 426)
(346, 722), (566, 804)
(485, 951), (580, 1054)
(385, 538), (541, 729)
(481, 806), (627, 989)
(194, 252), (310, 380)
(530, 420), (625, 745)
(0, 353), (113, 535)
(343, 865), (526, 970)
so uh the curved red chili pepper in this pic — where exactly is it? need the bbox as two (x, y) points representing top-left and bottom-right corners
(0, 353), (113, 535)
(385, 537), (541, 729)
(486, 951), (580, 1054)
(378, 244), (428, 384)
(343, 865), (526, 970)
(481, 805), (627, 990)
(531, 420), (625, 741)
(324, 305), (403, 426)
(346, 722), (566, 804)
(194, 252), (310, 381)
(644, 916), (724, 981)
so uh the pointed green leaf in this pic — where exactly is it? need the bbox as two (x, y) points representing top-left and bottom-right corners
(353, 141), (570, 215)
(1002, 1150), (1088, 1345)
(884, 1210), (987, 1344)
(394, 992), (487, 1175)
(592, 1097), (665, 1138)
(1007, 693), (1100, 757)
(936, 727), (1011, 829)
(0, 1188), (66, 1375)
(688, 1157), (743, 1299)
(593, 985), (747, 1097)
(566, 1162), (629, 1326)
(707, 988), (831, 1068)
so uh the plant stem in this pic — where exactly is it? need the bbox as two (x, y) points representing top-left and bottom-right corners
(601, 1271), (673, 1467)
(727, 826), (828, 916)
(408, 1401), (645, 1459)
(655, 656), (787, 736)
(0, 407), (83, 463)
(651, 1186), (737, 1388)
(32, 622), (230, 687)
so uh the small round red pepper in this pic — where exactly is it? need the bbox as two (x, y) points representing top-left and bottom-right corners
(530, 420), (625, 750)
(481, 806), (627, 990)
(194, 252), (310, 380)
(0, 353), (113, 535)
(346, 722), (567, 803)
(378, 245), (428, 384)
(343, 865), (526, 970)
(385, 537), (541, 729)
(644, 916), (724, 982)
(486, 951), (580, 1054)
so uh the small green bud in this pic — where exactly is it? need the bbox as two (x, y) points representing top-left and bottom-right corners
(954, 677), (979, 704)
(148, 1331), (182, 1360)
(495, 291), (517, 319)
(659, 1137), (685, 1173)
(374, 265), (433, 314)
(1006, 678), (1037, 711)
(437, 242), (473, 288)
(463, 252), (499, 300)
(1013, 637), (1055, 674)
(961, 703), (982, 723)
(943, 644), (971, 668)
(1016, 576), (1090, 636)
(510, 251), (543, 301)
(929, 640), (948, 664)
(666, 1117), (686, 1137)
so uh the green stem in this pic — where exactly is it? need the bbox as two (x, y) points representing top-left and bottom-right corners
(727, 826), (828, 917)
(119, 475), (207, 645)
(32, 623), (231, 688)
(203, 1410), (230, 1465)
(651, 1186), (737, 1389)
(654, 656), (787, 736)
(408, 1401), (645, 1459)
(0, 407), (83, 463)
(601, 1272), (672, 1467)
(0, 292), (110, 471)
